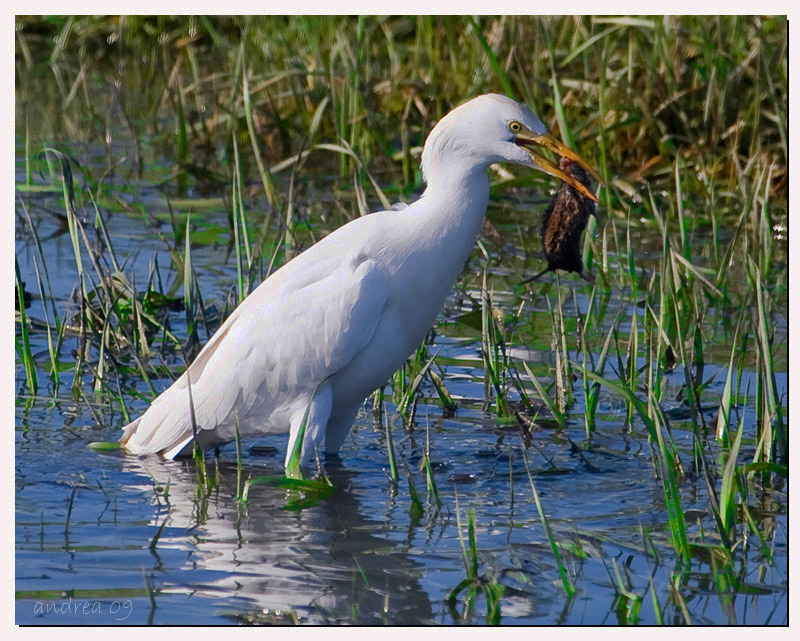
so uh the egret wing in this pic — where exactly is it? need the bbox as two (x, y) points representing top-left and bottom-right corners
(122, 253), (389, 457)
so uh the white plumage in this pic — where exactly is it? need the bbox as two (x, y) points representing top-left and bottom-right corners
(121, 94), (598, 469)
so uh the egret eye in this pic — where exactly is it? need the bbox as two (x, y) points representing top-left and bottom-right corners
(509, 121), (522, 133)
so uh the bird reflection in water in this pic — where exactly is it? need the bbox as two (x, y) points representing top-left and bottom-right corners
(122, 454), (435, 624)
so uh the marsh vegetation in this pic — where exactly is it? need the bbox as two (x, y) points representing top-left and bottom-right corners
(15, 16), (787, 625)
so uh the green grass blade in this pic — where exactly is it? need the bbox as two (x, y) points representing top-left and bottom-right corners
(243, 69), (276, 207)
(520, 444), (575, 598)
(719, 419), (744, 537)
(15, 257), (37, 395)
(521, 361), (566, 427)
(384, 411), (398, 485)
(467, 16), (516, 100)
(404, 460), (424, 521)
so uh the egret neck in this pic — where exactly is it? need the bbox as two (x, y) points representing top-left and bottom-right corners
(391, 164), (491, 312)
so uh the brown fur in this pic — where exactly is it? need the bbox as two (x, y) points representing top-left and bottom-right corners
(524, 158), (596, 284)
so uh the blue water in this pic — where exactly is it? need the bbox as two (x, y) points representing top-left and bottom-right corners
(15, 141), (788, 625)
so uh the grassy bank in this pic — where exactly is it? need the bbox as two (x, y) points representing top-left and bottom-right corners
(16, 16), (786, 199)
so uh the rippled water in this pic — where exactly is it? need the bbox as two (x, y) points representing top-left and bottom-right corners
(15, 134), (788, 625)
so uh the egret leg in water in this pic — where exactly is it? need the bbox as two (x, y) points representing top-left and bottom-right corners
(120, 94), (599, 471)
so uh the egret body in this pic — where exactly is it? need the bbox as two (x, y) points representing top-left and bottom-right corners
(121, 94), (598, 469)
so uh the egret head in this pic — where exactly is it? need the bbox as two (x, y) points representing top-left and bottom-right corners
(421, 94), (599, 201)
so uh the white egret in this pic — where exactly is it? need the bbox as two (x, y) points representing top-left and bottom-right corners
(121, 93), (598, 470)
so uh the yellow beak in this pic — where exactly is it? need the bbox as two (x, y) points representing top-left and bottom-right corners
(515, 130), (602, 203)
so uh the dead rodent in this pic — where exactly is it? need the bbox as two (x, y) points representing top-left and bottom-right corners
(524, 157), (596, 284)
